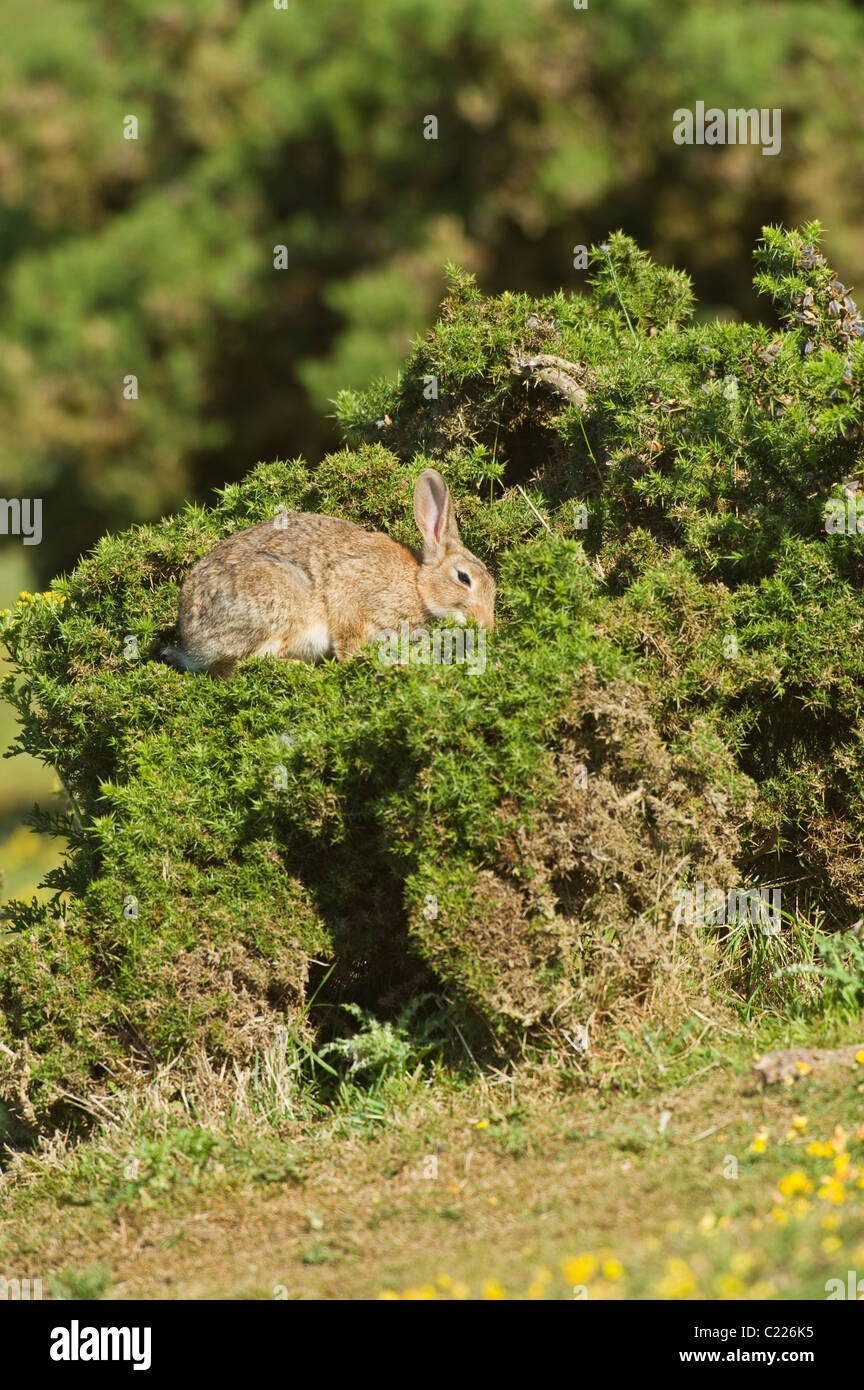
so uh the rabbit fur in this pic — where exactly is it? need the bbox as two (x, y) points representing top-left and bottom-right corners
(163, 469), (495, 678)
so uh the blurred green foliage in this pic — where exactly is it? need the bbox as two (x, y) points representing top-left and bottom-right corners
(0, 553), (63, 907)
(1, 0), (864, 583)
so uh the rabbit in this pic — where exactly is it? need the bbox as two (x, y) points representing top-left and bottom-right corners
(163, 469), (495, 677)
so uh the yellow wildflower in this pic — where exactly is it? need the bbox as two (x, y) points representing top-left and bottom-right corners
(806, 1140), (834, 1157)
(714, 1273), (745, 1299)
(818, 1178), (846, 1204)
(654, 1258), (698, 1300)
(482, 1279), (505, 1300)
(778, 1171), (813, 1197)
(561, 1254), (597, 1285)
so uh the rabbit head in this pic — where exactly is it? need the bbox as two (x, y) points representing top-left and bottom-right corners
(413, 469), (495, 630)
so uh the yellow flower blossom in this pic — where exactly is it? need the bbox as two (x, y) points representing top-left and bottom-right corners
(602, 1258), (625, 1280)
(561, 1254), (598, 1285)
(822, 1236), (842, 1255)
(817, 1178), (846, 1204)
(778, 1171), (813, 1197)
(714, 1273), (745, 1299)
(806, 1140), (834, 1157)
(482, 1279), (505, 1300)
(654, 1258), (698, 1300)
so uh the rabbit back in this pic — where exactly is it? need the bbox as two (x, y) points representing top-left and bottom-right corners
(171, 511), (424, 673)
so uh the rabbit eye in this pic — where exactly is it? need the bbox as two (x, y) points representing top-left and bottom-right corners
(457, 569), (471, 586)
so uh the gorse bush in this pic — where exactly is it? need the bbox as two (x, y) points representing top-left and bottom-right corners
(1, 224), (863, 1135)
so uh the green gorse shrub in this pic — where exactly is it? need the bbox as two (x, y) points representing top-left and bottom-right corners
(2, 224), (862, 1134)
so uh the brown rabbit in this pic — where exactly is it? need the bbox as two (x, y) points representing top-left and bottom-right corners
(163, 469), (495, 677)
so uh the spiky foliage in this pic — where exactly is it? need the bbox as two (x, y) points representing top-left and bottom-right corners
(2, 225), (862, 1134)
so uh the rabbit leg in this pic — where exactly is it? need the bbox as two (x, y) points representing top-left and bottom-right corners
(177, 557), (317, 671)
(332, 622), (376, 660)
(206, 658), (238, 679)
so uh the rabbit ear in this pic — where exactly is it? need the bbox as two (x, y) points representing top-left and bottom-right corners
(414, 469), (460, 561)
